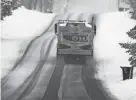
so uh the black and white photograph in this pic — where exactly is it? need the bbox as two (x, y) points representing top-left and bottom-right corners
(1, 0), (136, 100)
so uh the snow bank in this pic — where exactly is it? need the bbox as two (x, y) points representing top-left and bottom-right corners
(94, 11), (136, 100)
(95, 11), (136, 81)
(1, 6), (56, 39)
(108, 78), (136, 100)
(1, 6), (56, 78)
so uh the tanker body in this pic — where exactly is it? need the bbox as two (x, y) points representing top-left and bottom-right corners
(55, 20), (96, 56)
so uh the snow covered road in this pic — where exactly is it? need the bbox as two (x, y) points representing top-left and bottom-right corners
(1, 11), (117, 100)
(1, 6), (136, 100)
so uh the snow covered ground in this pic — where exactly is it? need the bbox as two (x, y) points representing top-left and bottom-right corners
(1, 6), (56, 78)
(1, 6), (56, 39)
(95, 11), (136, 82)
(1, 6), (136, 100)
(94, 12), (136, 100)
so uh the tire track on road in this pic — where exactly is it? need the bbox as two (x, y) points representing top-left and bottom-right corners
(1, 36), (53, 100)
(2, 36), (56, 100)
(82, 57), (118, 100)
(16, 36), (56, 100)
(1, 15), (57, 87)
(41, 54), (65, 100)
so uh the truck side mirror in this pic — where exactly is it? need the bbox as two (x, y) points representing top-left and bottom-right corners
(55, 23), (57, 34)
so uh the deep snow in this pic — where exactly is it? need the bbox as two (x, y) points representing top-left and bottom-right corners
(94, 12), (136, 100)
(1, 6), (56, 78)
(1, 6), (56, 39)
(1, 7), (136, 100)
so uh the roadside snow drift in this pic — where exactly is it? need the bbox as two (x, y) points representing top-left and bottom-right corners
(94, 12), (136, 100)
(1, 7), (56, 78)
(95, 12), (136, 81)
(1, 6), (56, 39)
